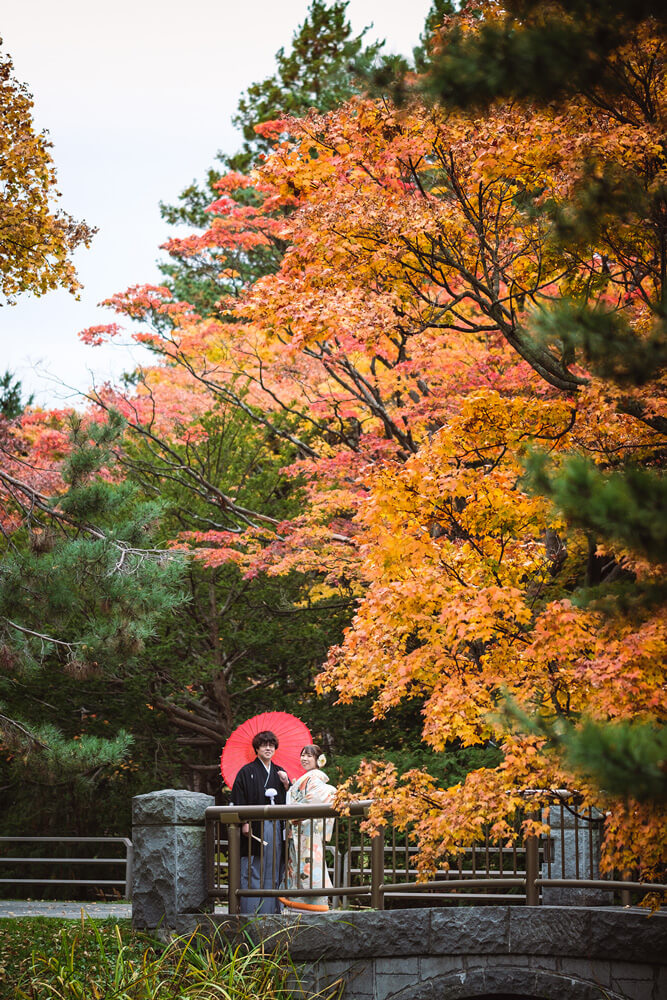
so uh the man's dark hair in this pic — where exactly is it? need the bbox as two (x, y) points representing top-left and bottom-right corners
(252, 730), (279, 752)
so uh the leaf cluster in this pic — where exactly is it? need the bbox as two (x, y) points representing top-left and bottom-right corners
(0, 42), (94, 304)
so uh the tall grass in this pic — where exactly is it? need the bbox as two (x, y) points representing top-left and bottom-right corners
(8, 916), (343, 999)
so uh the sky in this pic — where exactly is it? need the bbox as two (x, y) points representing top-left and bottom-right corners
(1, 0), (433, 407)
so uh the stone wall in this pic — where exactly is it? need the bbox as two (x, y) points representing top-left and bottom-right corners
(182, 906), (667, 1000)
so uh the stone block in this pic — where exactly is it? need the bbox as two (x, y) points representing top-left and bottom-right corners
(375, 956), (420, 977)
(531, 954), (560, 971)
(610, 976), (654, 1000)
(559, 956), (612, 987)
(509, 905), (592, 956)
(388, 978), (441, 1000)
(484, 952), (532, 968)
(419, 954), (465, 980)
(284, 909), (430, 960)
(132, 788), (213, 826)
(375, 962), (419, 1000)
(655, 965), (667, 1000)
(509, 906), (666, 964)
(584, 909), (667, 964)
(483, 964), (540, 996)
(317, 959), (357, 981)
(532, 970), (620, 1000)
(333, 960), (375, 999)
(429, 905), (509, 954)
(131, 788), (214, 929)
(542, 805), (612, 906)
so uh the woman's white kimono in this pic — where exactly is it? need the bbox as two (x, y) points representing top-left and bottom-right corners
(280, 768), (336, 911)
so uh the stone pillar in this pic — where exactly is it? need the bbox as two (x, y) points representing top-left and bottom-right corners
(542, 804), (613, 906)
(132, 788), (214, 929)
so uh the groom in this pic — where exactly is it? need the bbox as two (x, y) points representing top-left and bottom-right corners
(230, 729), (291, 914)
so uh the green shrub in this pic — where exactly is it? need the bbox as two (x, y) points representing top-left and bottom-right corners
(0, 917), (343, 999)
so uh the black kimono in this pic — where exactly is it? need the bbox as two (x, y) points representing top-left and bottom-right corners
(230, 757), (289, 914)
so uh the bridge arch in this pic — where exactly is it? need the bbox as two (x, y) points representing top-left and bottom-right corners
(389, 967), (628, 1000)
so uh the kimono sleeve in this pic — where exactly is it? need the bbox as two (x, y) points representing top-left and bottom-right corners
(304, 774), (336, 806)
(230, 764), (252, 806)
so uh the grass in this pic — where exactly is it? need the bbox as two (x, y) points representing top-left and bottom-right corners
(0, 916), (344, 999)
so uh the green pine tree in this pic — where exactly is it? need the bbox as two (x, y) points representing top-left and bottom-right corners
(0, 370), (33, 419)
(0, 410), (186, 789)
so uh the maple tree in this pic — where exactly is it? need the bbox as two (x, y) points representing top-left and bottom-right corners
(405, 0), (667, 820)
(79, 2), (665, 880)
(0, 42), (94, 305)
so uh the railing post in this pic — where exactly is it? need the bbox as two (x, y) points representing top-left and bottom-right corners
(227, 822), (241, 916)
(124, 838), (134, 900)
(370, 826), (385, 910)
(620, 871), (632, 908)
(525, 830), (540, 906)
(205, 817), (214, 897)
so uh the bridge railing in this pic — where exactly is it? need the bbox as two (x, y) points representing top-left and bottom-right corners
(205, 801), (666, 912)
(0, 836), (133, 900)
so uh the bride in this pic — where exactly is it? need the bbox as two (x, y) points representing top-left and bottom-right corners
(280, 744), (337, 912)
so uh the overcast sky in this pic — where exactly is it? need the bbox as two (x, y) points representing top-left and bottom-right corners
(1, 0), (433, 407)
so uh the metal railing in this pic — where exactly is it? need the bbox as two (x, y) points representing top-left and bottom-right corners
(206, 801), (666, 912)
(0, 837), (133, 899)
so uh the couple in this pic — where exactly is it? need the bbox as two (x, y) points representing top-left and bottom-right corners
(230, 729), (336, 914)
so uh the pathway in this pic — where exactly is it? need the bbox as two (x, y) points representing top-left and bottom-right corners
(0, 900), (132, 919)
(0, 900), (229, 919)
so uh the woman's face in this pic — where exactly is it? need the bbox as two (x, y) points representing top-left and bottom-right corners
(300, 749), (317, 771)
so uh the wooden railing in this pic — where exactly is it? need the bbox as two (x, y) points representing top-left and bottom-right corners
(205, 801), (666, 912)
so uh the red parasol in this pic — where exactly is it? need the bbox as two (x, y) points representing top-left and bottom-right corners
(220, 711), (312, 789)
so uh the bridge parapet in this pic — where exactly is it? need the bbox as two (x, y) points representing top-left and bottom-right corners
(181, 906), (667, 1000)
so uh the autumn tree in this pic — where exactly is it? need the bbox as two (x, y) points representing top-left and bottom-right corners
(406, 0), (667, 806)
(77, 2), (665, 877)
(0, 41), (94, 305)
(112, 17), (664, 875)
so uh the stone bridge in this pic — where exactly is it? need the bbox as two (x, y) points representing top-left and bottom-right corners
(133, 789), (667, 1000)
(184, 906), (667, 1000)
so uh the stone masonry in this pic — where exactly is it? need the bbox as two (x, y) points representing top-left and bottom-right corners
(182, 906), (667, 1000)
(132, 788), (214, 929)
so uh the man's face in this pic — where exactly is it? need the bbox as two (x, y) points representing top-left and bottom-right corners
(257, 742), (276, 764)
